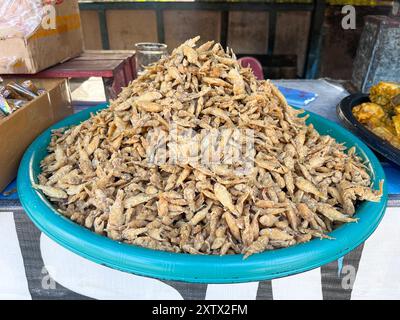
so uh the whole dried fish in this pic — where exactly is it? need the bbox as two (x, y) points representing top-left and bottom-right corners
(214, 183), (240, 216)
(33, 184), (68, 199)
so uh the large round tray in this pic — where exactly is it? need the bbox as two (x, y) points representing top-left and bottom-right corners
(17, 104), (388, 283)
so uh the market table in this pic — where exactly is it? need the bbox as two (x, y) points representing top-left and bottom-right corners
(1, 79), (399, 300)
(8, 50), (136, 101)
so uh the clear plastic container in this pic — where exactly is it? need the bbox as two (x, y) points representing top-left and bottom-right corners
(134, 42), (168, 76)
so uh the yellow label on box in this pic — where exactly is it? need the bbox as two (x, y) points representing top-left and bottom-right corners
(30, 13), (81, 40)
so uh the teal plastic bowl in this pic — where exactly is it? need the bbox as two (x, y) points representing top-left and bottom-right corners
(17, 104), (388, 283)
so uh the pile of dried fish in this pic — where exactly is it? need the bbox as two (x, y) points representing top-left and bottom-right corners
(36, 37), (383, 258)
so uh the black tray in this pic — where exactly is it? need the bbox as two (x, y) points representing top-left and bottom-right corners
(337, 93), (400, 167)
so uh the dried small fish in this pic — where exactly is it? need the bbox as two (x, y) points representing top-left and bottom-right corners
(136, 91), (162, 102)
(136, 101), (163, 113)
(317, 203), (358, 223)
(295, 177), (327, 200)
(190, 203), (211, 225)
(202, 77), (231, 88)
(214, 183), (240, 216)
(124, 193), (156, 208)
(260, 228), (294, 241)
(78, 143), (94, 176)
(243, 236), (269, 259)
(183, 45), (199, 65)
(223, 212), (241, 241)
(122, 227), (148, 240)
(255, 200), (276, 209)
(259, 214), (279, 227)
(36, 36), (383, 257)
(33, 184), (67, 199)
(107, 189), (125, 240)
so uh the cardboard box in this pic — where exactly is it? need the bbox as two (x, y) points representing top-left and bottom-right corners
(0, 0), (83, 74)
(0, 78), (73, 192)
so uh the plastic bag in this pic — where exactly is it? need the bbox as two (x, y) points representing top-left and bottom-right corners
(0, 0), (44, 39)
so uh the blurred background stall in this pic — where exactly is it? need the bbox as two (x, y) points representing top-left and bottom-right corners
(78, 0), (396, 80)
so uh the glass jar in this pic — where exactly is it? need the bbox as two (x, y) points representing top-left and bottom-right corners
(134, 42), (168, 76)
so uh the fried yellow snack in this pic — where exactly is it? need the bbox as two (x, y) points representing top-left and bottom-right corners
(370, 82), (400, 106)
(353, 82), (400, 150)
(392, 115), (400, 137)
(353, 102), (385, 125)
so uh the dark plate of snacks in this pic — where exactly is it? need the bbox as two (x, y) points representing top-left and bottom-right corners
(337, 82), (400, 167)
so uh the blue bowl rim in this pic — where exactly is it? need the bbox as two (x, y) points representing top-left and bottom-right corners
(17, 103), (388, 283)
